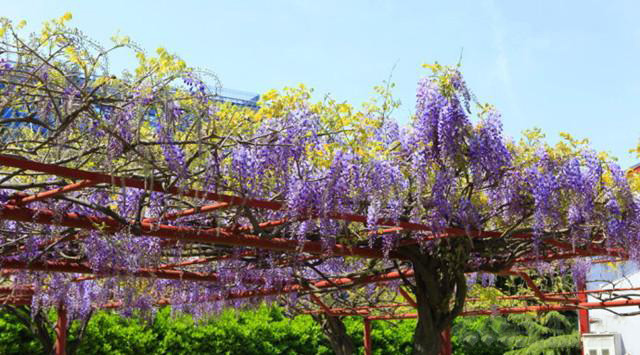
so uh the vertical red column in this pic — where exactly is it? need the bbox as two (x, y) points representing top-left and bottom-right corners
(577, 280), (589, 333)
(439, 327), (452, 355)
(364, 318), (372, 355)
(54, 306), (67, 355)
(577, 280), (589, 355)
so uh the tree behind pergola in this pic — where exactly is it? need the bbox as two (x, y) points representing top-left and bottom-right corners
(0, 14), (637, 354)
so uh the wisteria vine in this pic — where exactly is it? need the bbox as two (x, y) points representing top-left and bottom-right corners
(0, 16), (638, 331)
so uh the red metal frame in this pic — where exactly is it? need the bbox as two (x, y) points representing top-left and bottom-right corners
(1, 259), (224, 283)
(577, 278), (590, 355)
(142, 202), (230, 223)
(398, 287), (418, 308)
(500, 270), (579, 303)
(15, 180), (98, 205)
(364, 319), (372, 355)
(0, 155), (544, 239)
(0, 154), (635, 355)
(54, 306), (67, 355)
(0, 204), (396, 259)
(439, 327), (452, 355)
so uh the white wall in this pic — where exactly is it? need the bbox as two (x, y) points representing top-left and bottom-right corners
(587, 266), (640, 355)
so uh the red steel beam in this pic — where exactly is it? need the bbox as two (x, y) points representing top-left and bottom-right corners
(309, 294), (335, 316)
(54, 306), (67, 355)
(15, 180), (98, 205)
(4, 155), (630, 254)
(580, 299), (640, 308)
(5, 204), (619, 264)
(1, 259), (223, 283)
(500, 270), (579, 304)
(0, 286), (34, 306)
(0, 286), (34, 295)
(364, 319), (372, 355)
(465, 299), (640, 315)
(157, 252), (255, 270)
(0, 297), (32, 306)
(305, 285), (640, 315)
(323, 211), (532, 239)
(8, 295), (638, 316)
(202, 269), (415, 302)
(12, 284), (633, 308)
(48, 269), (418, 310)
(0, 155), (533, 239)
(0, 154), (281, 210)
(365, 298), (640, 320)
(5, 280), (639, 316)
(514, 251), (618, 263)
(398, 287), (418, 308)
(142, 202), (230, 223)
(302, 303), (409, 315)
(543, 239), (626, 259)
(70, 253), (253, 283)
(1, 262), (416, 304)
(0, 204), (396, 259)
(592, 258), (626, 264)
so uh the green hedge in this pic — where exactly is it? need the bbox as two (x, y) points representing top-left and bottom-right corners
(0, 310), (44, 354)
(0, 306), (420, 355)
(0, 306), (572, 355)
(74, 307), (330, 355)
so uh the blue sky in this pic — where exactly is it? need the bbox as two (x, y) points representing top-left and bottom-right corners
(4, 1), (640, 167)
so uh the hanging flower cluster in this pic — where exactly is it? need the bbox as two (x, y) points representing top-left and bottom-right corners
(0, 16), (637, 322)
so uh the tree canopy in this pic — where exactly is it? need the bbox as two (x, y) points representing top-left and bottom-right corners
(0, 14), (637, 354)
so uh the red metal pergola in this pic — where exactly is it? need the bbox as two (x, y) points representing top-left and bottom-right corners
(0, 154), (634, 355)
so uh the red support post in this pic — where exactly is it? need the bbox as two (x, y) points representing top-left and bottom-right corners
(364, 318), (372, 355)
(577, 279), (589, 355)
(439, 327), (452, 355)
(577, 281), (590, 334)
(54, 305), (67, 355)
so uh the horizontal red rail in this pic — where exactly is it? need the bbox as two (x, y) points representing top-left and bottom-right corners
(201, 269), (415, 301)
(500, 270), (579, 304)
(0, 154), (281, 210)
(0, 268), (416, 307)
(364, 298), (640, 320)
(1, 260), (222, 283)
(142, 202), (230, 223)
(514, 251), (625, 263)
(0, 154), (533, 239)
(543, 239), (626, 259)
(15, 180), (98, 205)
(0, 204), (396, 259)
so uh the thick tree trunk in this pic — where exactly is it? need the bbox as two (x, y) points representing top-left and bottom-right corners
(413, 315), (442, 354)
(399, 244), (468, 355)
(312, 314), (355, 355)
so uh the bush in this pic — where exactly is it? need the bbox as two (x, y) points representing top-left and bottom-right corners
(0, 310), (44, 354)
(0, 306), (578, 354)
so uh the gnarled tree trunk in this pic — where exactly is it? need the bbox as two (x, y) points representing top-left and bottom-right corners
(399, 244), (468, 355)
(312, 313), (355, 355)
